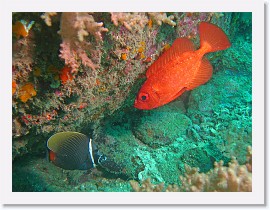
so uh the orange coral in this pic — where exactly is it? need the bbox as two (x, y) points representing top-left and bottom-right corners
(137, 42), (146, 53)
(95, 78), (101, 86)
(59, 66), (73, 84)
(143, 57), (152, 63)
(12, 21), (28, 38)
(148, 19), (153, 29)
(163, 43), (171, 52)
(121, 53), (127, 60)
(78, 102), (88, 110)
(139, 52), (145, 59)
(136, 42), (146, 59)
(12, 80), (17, 95)
(19, 83), (37, 103)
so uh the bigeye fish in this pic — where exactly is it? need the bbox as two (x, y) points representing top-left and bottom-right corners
(47, 131), (121, 172)
(134, 22), (231, 110)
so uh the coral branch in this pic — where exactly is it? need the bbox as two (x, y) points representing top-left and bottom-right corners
(148, 12), (176, 26)
(178, 146), (252, 192)
(40, 12), (57, 26)
(110, 12), (148, 31)
(58, 12), (108, 73)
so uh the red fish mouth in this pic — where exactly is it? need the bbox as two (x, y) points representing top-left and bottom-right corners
(134, 99), (139, 108)
(134, 99), (150, 110)
(134, 99), (144, 109)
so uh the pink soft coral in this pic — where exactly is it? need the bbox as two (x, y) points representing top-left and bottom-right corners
(58, 12), (108, 73)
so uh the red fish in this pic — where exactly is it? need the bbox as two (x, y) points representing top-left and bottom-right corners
(134, 22), (231, 110)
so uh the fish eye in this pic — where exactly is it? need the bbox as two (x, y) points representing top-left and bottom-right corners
(139, 93), (149, 102)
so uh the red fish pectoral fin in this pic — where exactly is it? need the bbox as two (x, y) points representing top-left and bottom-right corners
(174, 87), (187, 99)
(146, 38), (195, 78)
(154, 87), (187, 107)
(166, 87), (187, 103)
(199, 22), (231, 53)
(187, 58), (213, 90)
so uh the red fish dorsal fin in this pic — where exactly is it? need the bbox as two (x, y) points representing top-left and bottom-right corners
(170, 37), (196, 55)
(199, 22), (231, 53)
(187, 57), (213, 90)
(146, 38), (195, 78)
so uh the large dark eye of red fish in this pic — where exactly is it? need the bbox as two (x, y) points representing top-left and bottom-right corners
(139, 93), (149, 102)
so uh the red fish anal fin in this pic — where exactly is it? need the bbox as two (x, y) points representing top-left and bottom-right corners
(187, 58), (213, 90)
(146, 38), (195, 78)
(199, 22), (231, 53)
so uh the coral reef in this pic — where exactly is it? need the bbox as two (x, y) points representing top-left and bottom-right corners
(13, 12), (183, 141)
(130, 146), (252, 192)
(92, 99), (231, 185)
(187, 69), (252, 164)
(178, 146), (252, 192)
(12, 12), (252, 192)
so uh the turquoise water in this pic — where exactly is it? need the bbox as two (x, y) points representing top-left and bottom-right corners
(12, 12), (252, 192)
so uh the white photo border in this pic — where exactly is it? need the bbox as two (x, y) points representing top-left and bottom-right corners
(0, 0), (265, 205)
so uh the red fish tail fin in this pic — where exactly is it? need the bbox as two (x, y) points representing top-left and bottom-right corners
(199, 22), (231, 53)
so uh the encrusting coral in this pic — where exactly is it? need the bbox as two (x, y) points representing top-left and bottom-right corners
(59, 66), (73, 84)
(12, 80), (17, 95)
(177, 146), (252, 192)
(18, 83), (37, 103)
(130, 146), (252, 192)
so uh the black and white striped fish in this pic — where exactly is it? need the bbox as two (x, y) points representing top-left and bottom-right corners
(47, 131), (121, 172)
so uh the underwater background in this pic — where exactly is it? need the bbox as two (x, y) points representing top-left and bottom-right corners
(12, 12), (252, 192)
